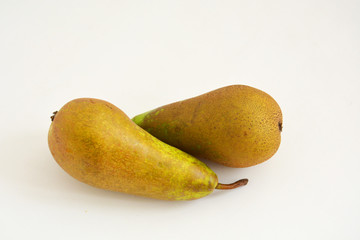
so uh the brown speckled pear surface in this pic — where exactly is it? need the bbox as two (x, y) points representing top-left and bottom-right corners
(133, 85), (283, 168)
(48, 98), (246, 201)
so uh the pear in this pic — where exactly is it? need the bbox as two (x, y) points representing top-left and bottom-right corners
(133, 85), (282, 168)
(48, 98), (247, 201)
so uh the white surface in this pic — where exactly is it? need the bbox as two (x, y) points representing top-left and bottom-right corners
(1, 1), (359, 239)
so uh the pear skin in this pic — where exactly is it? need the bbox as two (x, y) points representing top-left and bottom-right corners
(133, 85), (283, 168)
(48, 98), (247, 201)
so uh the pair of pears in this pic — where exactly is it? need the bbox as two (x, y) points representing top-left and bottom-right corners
(48, 85), (282, 200)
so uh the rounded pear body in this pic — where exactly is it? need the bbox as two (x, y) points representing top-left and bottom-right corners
(48, 98), (218, 200)
(133, 85), (283, 168)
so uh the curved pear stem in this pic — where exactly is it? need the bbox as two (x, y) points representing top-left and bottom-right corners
(50, 111), (58, 122)
(216, 179), (248, 190)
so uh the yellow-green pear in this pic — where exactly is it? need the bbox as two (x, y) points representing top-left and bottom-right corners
(48, 98), (247, 201)
(133, 85), (283, 168)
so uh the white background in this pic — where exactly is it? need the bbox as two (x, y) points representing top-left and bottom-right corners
(1, 1), (359, 239)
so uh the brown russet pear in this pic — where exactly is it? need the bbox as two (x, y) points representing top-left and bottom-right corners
(132, 85), (283, 168)
(48, 98), (247, 201)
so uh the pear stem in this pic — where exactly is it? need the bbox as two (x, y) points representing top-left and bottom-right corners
(215, 179), (248, 190)
(50, 111), (58, 122)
